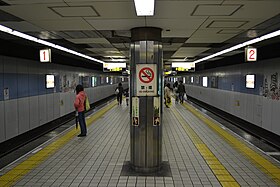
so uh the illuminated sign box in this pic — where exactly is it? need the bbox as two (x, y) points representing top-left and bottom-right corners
(103, 63), (126, 72)
(245, 47), (257, 62)
(171, 62), (195, 72)
(202, 77), (208, 87)
(246, 74), (255, 88)
(46, 74), (55, 88)
(92, 77), (97, 87)
(40, 49), (51, 62)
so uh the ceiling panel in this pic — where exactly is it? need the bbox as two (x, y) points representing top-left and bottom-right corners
(172, 47), (210, 58)
(50, 6), (99, 17)
(86, 19), (146, 30)
(192, 4), (242, 16)
(67, 38), (111, 45)
(31, 18), (93, 31)
(0, 3), (66, 20)
(0, 21), (42, 31)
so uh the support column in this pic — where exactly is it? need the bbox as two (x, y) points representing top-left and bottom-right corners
(130, 27), (163, 172)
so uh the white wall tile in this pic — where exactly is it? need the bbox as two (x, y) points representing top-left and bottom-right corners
(5, 99), (18, 139)
(18, 97), (30, 134)
(0, 101), (5, 143)
(39, 95), (47, 125)
(271, 101), (280, 135)
(53, 93), (60, 119)
(59, 93), (66, 116)
(29, 96), (39, 129)
(46, 94), (54, 122)
(261, 98), (273, 131)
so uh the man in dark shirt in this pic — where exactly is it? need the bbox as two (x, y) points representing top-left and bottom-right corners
(177, 81), (186, 104)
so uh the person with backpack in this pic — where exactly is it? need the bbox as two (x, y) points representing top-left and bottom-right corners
(74, 84), (87, 137)
(115, 82), (124, 105)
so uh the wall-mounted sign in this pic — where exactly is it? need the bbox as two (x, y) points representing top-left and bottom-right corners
(153, 97), (160, 126)
(245, 47), (257, 62)
(246, 74), (255, 88)
(202, 76), (208, 87)
(136, 64), (157, 96)
(4, 88), (9, 100)
(132, 97), (139, 126)
(40, 49), (51, 62)
(46, 74), (55, 88)
(92, 77), (97, 87)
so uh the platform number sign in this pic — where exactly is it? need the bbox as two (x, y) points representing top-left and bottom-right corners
(40, 49), (51, 62)
(245, 47), (257, 62)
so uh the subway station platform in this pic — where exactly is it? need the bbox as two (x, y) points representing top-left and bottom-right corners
(0, 98), (280, 187)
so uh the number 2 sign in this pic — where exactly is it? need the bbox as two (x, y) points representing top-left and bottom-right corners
(245, 47), (257, 62)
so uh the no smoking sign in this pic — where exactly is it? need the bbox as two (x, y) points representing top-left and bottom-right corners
(136, 64), (157, 96)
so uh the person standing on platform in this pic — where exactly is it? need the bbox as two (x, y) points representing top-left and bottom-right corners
(115, 82), (124, 105)
(178, 80), (186, 104)
(74, 84), (87, 137)
(124, 89), (129, 106)
(164, 83), (171, 108)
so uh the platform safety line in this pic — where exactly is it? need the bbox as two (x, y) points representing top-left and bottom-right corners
(0, 101), (118, 187)
(171, 107), (240, 187)
(182, 102), (280, 185)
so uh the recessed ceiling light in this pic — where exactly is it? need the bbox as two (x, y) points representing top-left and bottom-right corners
(134, 0), (155, 16)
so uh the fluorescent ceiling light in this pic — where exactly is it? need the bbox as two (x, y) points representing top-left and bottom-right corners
(134, 0), (154, 16)
(0, 24), (105, 64)
(193, 29), (280, 64)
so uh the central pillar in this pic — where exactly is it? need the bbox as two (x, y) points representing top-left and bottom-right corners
(130, 27), (163, 172)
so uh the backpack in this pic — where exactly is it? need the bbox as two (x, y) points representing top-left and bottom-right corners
(115, 88), (119, 95)
(84, 96), (90, 111)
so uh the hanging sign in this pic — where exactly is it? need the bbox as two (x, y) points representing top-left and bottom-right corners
(132, 97), (139, 126)
(245, 47), (257, 62)
(136, 64), (157, 96)
(40, 49), (51, 62)
(153, 97), (160, 126)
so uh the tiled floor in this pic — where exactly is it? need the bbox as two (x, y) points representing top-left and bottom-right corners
(1, 99), (280, 187)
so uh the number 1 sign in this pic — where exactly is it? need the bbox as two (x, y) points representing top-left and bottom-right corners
(245, 47), (257, 62)
(40, 49), (51, 62)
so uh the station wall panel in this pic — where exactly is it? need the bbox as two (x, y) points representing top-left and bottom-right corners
(271, 101), (280, 135)
(29, 96), (39, 130)
(18, 97), (30, 134)
(46, 94), (54, 123)
(39, 95), (47, 126)
(262, 99), (272, 131)
(5, 99), (18, 140)
(0, 101), (5, 143)
(0, 57), (3, 101)
(53, 93), (60, 119)
(59, 93), (66, 116)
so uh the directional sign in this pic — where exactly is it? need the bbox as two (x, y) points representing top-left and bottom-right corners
(136, 64), (157, 96)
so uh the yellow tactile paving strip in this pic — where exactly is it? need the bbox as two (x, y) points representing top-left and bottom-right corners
(171, 107), (240, 187)
(0, 101), (117, 187)
(183, 102), (280, 186)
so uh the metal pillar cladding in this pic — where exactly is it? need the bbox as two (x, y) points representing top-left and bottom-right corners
(130, 27), (163, 173)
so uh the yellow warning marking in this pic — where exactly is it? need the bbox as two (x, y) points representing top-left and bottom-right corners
(183, 102), (280, 185)
(0, 101), (117, 187)
(171, 108), (240, 187)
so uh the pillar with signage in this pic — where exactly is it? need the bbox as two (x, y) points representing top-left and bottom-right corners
(130, 27), (163, 172)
